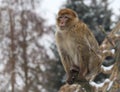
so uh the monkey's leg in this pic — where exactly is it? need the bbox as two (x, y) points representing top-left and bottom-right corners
(59, 50), (75, 84)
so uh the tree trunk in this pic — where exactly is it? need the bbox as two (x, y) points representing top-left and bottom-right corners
(9, 9), (16, 92)
(20, 11), (29, 92)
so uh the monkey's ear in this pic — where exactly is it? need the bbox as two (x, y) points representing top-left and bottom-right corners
(73, 11), (78, 18)
(66, 8), (78, 18)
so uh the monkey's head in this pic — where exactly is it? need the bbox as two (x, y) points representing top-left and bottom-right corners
(56, 8), (79, 30)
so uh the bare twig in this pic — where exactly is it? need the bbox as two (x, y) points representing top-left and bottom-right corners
(99, 25), (115, 47)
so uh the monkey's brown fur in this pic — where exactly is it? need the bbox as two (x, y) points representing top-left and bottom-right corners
(55, 8), (101, 84)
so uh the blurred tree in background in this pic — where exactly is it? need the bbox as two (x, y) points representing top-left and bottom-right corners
(0, 0), (56, 92)
(0, 0), (64, 92)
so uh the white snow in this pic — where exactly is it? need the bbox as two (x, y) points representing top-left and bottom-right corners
(89, 79), (110, 88)
(107, 81), (113, 91)
(102, 49), (115, 54)
(114, 33), (119, 37)
(101, 65), (114, 71)
(110, 49), (115, 54)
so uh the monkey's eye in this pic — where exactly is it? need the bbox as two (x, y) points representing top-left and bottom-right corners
(58, 16), (62, 20)
(64, 15), (70, 19)
(58, 16), (62, 19)
(58, 15), (69, 20)
(64, 16), (68, 18)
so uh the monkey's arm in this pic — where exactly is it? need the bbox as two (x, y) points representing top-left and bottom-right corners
(83, 28), (102, 80)
(86, 29), (99, 50)
(58, 48), (72, 74)
(74, 25), (101, 80)
(55, 32), (71, 74)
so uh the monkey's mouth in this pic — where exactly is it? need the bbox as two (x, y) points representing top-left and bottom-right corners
(59, 22), (66, 28)
(59, 20), (67, 30)
(60, 26), (65, 30)
(59, 26), (66, 30)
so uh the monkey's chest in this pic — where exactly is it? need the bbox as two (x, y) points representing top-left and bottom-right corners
(56, 31), (78, 62)
(64, 39), (80, 65)
(62, 37), (77, 57)
(65, 40), (75, 53)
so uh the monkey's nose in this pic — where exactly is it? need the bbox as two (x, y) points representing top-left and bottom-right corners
(60, 22), (65, 27)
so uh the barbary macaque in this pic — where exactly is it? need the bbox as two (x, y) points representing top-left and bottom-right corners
(55, 8), (101, 84)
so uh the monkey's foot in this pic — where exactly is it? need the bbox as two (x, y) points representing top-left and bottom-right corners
(66, 74), (76, 85)
(67, 67), (79, 85)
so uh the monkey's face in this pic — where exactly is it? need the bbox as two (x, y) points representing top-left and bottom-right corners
(57, 14), (72, 30)
(56, 8), (78, 30)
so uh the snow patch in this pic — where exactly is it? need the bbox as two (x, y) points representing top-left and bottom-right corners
(114, 33), (119, 37)
(110, 49), (115, 54)
(101, 65), (114, 71)
(107, 81), (113, 91)
(89, 79), (110, 88)
(102, 49), (115, 54)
